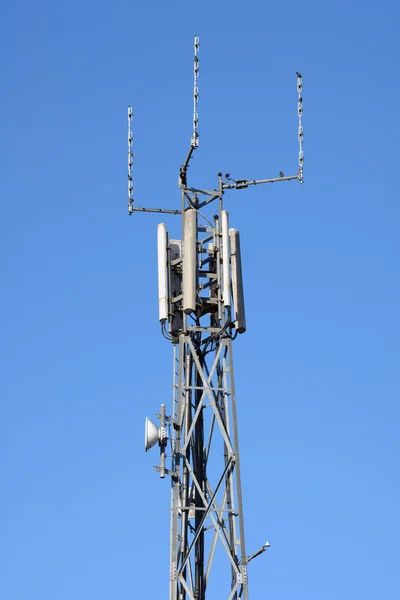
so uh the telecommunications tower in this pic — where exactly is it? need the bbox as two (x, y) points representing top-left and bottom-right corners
(128, 36), (304, 600)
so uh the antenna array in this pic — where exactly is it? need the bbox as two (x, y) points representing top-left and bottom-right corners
(128, 106), (133, 214)
(297, 72), (304, 183)
(192, 35), (200, 148)
(128, 36), (304, 600)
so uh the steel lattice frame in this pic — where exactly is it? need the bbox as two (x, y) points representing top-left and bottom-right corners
(169, 324), (248, 600)
(158, 182), (247, 600)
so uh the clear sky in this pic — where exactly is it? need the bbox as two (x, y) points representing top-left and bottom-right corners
(1, 0), (399, 598)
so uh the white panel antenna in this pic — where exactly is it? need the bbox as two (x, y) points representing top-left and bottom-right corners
(230, 228), (246, 334)
(222, 210), (231, 308)
(183, 208), (197, 314)
(157, 224), (168, 322)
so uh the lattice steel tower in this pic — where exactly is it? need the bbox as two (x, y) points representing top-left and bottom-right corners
(129, 36), (304, 600)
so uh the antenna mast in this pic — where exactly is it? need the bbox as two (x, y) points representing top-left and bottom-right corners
(192, 35), (200, 148)
(128, 106), (133, 215)
(129, 37), (304, 600)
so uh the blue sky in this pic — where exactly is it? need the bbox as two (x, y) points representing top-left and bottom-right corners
(1, 0), (399, 598)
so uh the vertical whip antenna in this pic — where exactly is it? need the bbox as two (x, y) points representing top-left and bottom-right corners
(178, 35), (200, 189)
(297, 73), (304, 184)
(191, 35), (200, 148)
(128, 106), (134, 214)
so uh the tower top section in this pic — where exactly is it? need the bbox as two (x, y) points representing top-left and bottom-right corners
(127, 35), (304, 216)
